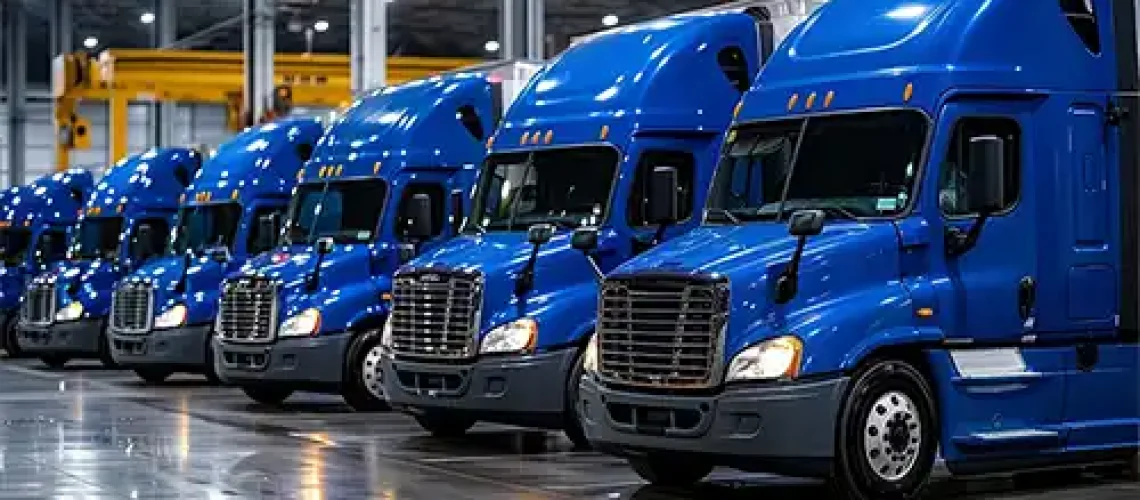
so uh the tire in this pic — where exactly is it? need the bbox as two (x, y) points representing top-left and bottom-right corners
(134, 368), (172, 384)
(98, 324), (117, 368)
(628, 455), (713, 487)
(40, 355), (70, 369)
(2, 315), (25, 358)
(203, 332), (221, 384)
(342, 329), (391, 412)
(563, 345), (591, 450)
(832, 359), (938, 500)
(241, 386), (294, 406)
(414, 412), (476, 438)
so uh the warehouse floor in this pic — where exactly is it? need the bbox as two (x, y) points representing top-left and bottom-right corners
(0, 358), (1135, 499)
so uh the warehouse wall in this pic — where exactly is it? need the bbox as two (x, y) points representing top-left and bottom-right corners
(0, 93), (230, 188)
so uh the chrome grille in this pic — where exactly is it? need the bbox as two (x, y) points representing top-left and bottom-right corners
(111, 281), (154, 334)
(21, 281), (57, 326)
(390, 269), (482, 359)
(597, 275), (728, 389)
(217, 276), (278, 343)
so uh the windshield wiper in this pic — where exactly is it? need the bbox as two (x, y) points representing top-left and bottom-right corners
(819, 206), (859, 220)
(706, 208), (741, 225)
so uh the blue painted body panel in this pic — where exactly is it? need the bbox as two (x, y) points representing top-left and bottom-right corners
(596, 0), (1139, 476)
(126, 117), (325, 326)
(0, 170), (95, 311)
(229, 74), (497, 339)
(407, 11), (762, 354)
(34, 148), (200, 319)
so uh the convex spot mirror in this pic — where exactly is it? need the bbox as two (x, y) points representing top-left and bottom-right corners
(788, 209), (825, 237)
(571, 227), (599, 252)
(316, 236), (335, 255)
(527, 223), (554, 245)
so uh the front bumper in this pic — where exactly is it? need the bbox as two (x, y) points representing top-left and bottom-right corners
(18, 318), (105, 356)
(110, 324), (211, 370)
(579, 375), (849, 477)
(382, 348), (577, 428)
(213, 334), (350, 391)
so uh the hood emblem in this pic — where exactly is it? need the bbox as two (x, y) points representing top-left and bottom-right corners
(420, 273), (443, 283)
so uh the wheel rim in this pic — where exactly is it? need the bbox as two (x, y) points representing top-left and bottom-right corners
(863, 390), (922, 482)
(362, 345), (386, 400)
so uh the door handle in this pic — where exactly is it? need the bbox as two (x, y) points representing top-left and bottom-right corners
(1018, 276), (1037, 323)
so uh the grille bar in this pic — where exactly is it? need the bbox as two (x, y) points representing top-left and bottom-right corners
(390, 269), (482, 359)
(21, 282), (57, 326)
(110, 281), (154, 334)
(217, 277), (278, 343)
(597, 275), (728, 389)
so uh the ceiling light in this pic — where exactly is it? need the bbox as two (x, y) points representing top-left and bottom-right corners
(602, 14), (619, 27)
(314, 20), (330, 32)
(83, 36), (98, 49)
(140, 12), (155, 24)
(484, 40), (500, 53)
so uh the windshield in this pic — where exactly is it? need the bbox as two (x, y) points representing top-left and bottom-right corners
(285, 179), (388, 244)
(0, 228), (32, 266)
(172, 203), (242, 255)
(707, 110), (928, 223)
(467, 146), (620, 233)
(72, 217), (124, 260)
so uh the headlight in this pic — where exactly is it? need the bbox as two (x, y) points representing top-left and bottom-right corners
(479, 318), (537, 354)
(154, 304), (188, 329)
(581, 333), (599, 373)
(54, 301), (84, 322)
(279, 308), (321, 338)
(725, 335), (803, 382)
(380, 318), (393, 348)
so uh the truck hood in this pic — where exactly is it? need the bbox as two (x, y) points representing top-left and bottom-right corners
(407, 232), (601, 344)
(130, 255), (231, 324)
(612, 222), (905, 357)
(235, 243), (395, 323)
(41, 259), (124, 316)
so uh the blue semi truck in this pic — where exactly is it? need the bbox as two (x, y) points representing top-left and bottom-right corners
(0, 170), (95, 357)
(576, 0), (1140, 498)
(19, 148), (201, 368)
(213, 72), (505, 410)
(108, 117), (324, 383)
(378, 8), (781, 447)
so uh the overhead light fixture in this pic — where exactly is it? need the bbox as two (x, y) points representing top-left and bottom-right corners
(484, 40), (501, 53)
(314, 20), (330, 32)
(140, 12), (155, 24)
(83, 36), (99, 49)
(602, 14), (619, 27)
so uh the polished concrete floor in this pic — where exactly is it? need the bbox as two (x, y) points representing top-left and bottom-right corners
(0, 357), (1135, 499)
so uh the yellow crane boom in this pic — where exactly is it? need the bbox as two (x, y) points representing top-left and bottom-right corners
(53, 49), (482, 170)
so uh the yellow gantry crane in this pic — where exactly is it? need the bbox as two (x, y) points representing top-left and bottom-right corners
(52, 49), (481, 170)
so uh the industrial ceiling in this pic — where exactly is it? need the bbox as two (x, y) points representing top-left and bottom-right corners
(16, 0), (728, 84)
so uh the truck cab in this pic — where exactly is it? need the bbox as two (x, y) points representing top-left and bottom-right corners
(213, 72), (506, 410)
(19, 148), (200, 368)
(109, 117), (324, 384)
(379, 8), (781, 447)
(0, 170), (95, 357)
(578, 1), (1140, 498)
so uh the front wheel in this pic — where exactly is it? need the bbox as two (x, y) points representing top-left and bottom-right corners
(2, 315), (25, 358)
(134, 368), (172, 384)
(832, 359), (938, 500)
(98, 327), (117, 368)
(628, 455), (713, 487)
(241, 386), (294, 406)
(341, 329), (390, 412)
(40, 355), (70, 369)
(203, 333), (221, 384)
(563, 345), (591, 450)
(414, 412), (476, 438)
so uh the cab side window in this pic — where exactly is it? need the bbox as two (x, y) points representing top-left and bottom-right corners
(396, 183), (446, 241)
(938, 118), (1021, 217)
(247, 206), (287, 255)
(627, 150), (697, 226)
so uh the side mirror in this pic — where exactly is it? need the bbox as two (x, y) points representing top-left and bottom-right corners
(316, 236), (335, 255)
(37, 234), (54, 263)
(527, 223), (554, 245)
(966, 135), (1006, 214)
(256, 212), (280, 252)
(571, 227), (599, 252)
(405, 193), (435, 239)
(646, 166), (680, 225)
(132, 224), (155, 261)
(788, 209), (825, 237)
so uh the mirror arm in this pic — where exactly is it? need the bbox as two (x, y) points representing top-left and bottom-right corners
(515, 244), (542, 297)
(584, 252), (603, 281)
(774, 236), (808, 304)
(307, 252), (325, 292)
(946, 211), (990, 258)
